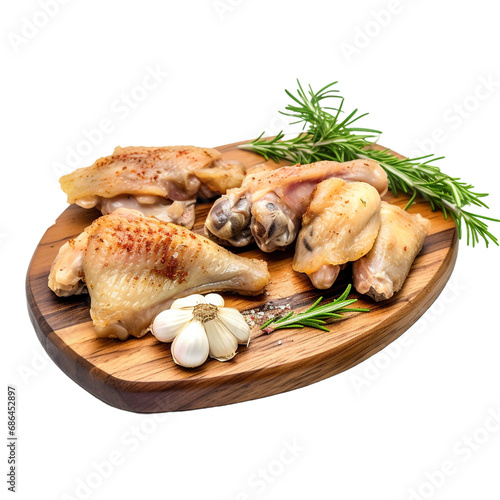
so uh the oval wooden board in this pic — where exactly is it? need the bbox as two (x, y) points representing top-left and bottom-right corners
(26, 141), (458, 413)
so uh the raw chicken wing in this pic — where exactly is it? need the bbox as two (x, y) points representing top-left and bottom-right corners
(353, 201), (430, 301)
(293, 178), (381, 289)
(205, 159), (387, 252)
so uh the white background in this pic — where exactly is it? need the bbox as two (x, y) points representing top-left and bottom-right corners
(2, 1), (500, 499)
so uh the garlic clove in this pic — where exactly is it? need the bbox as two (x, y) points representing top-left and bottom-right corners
(152, 309), (193, 342)
(217, 307), (251, 346)
(204, 319), (238, 361)
(171, 294), (206, 310)
(171, 319), (210, 368)
(204, 293), (225, 307)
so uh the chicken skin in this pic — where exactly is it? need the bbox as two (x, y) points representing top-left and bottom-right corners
(353, 201), (430, 301)
(205, 159), (388, 252)
(293, 178), (381, 289)
(60, 146), (246, 228)
(48, 209), (270, 340)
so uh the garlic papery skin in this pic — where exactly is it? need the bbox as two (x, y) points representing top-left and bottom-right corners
(204, 293), (225, 307)
(171, 319), (209, 368)
(204, 319), (238, 361)
(218, 307), (251, 346)
(152, 308), (193, 343)
(170, 294), (207, 310)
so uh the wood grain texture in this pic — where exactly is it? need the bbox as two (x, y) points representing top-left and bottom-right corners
(26, 141), (458, 412)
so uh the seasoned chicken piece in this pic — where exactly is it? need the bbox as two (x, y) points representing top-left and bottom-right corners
(205, 159), (388, 252)
(293, 178), (381, 289)
(47, 230), (89, 297)
(353, 201), (431, 301)
(98, 196), (196, 228)
(48, 209), (270, 340)
(60, 146), (246, 228)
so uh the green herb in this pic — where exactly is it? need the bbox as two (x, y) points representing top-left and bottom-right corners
(239, 80), (499, 247)
(260, 285), (369, 334)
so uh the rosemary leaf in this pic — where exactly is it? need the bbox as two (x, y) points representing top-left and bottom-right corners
(239, 80), (499, 247)
(261, 285), (369, 334)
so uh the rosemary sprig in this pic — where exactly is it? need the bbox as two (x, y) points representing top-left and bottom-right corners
(239, 80), (499, 247)
(260, 285), (369, 334)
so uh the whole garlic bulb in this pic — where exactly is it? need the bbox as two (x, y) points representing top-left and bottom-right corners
(151, 294), (251, 368)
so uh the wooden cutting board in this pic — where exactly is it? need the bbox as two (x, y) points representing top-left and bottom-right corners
(26, 141), (458, 412)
